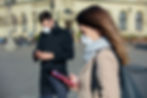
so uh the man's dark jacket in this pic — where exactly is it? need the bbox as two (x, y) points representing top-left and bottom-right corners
(34, 26), (74, 94)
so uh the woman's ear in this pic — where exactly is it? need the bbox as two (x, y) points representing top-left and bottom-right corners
(86, 27), (100, 41)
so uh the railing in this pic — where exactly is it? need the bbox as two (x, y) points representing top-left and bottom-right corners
(126, 65), (147, 73)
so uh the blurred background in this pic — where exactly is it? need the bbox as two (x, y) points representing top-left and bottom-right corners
(0, 0), (147, 98)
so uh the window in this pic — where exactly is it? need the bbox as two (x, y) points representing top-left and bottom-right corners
(11, 14), (17, 25)
(5, 0), (16, 6)
(136, 12), (143, 31)
(0, 17), (7, 26)
(21, 13), (28, 32)
(119, 11), (127, 30)
(32, 11), (37, 33)
(11, 14), (17, 32)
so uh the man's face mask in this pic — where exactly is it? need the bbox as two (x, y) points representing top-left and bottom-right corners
(42, 27), (51, 34)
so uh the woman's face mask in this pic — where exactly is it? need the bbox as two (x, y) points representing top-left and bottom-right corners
(81, 35), (94, 45)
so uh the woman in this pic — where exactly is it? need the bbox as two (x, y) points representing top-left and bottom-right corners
(70, 6), (128, 98)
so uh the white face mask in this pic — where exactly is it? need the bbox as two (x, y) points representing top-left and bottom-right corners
(81, 35), (94, 45)
(42, 27), (51, 34)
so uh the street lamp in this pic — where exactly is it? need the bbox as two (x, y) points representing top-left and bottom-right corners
(4, 0), (17, 51)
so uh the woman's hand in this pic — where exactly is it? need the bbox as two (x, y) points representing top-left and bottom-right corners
(69, 74), (79, 91)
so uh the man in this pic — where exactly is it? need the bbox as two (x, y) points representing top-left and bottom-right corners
(33, 11), (74, 98)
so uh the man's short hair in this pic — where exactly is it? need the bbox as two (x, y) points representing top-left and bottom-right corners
(39, 11), (52, 23)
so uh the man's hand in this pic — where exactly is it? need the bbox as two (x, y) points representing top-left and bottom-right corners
(35, 50), (55, 61)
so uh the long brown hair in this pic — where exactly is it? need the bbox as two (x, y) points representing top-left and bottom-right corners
(76, 6), (128, 65)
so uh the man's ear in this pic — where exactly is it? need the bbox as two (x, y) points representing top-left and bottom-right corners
(50, 19), (55, 27)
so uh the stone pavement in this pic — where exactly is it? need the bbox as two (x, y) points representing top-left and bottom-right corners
(0, 44), (147, 98)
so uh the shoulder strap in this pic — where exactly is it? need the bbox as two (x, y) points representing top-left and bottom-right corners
(91, 48), (116, 98)
(91, 50), (102, 98)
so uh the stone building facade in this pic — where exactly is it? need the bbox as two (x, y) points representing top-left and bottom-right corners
(0, 0), (147, 38)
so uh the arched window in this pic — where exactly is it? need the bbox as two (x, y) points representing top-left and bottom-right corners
(0, 16), (6, 26)
(32, 11), (37, 34)
(21, 13), (27, 32)
(119, 11), (127, 30)
(11, 14), (17, 25)
(5, 0), (16, 6)
(136, 12), (143, 31)
(11, 14), (18, 32)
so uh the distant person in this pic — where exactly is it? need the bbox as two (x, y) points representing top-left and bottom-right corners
(70, 6), (128, 98)
(33, 11), (74, 98)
